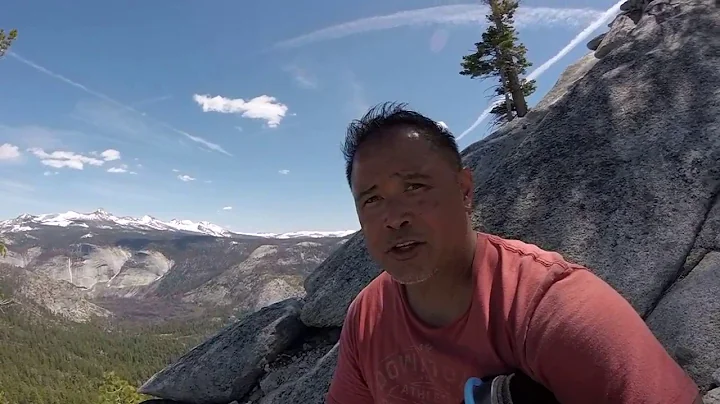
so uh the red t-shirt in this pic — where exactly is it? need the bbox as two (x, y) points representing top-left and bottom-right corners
(326, 232), (699, 404)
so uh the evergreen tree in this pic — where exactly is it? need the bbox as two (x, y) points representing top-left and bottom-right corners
(0, 293), (226, 404)
(488, 77), (537, 126)
(0, 29), (18, 58)
(98, 372), (148, 404)
(460, 0), (535, 123)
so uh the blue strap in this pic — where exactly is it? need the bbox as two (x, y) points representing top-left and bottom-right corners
(464, 377), (484, 404)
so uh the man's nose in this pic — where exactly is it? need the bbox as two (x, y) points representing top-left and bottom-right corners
(384, 199), (412, 229)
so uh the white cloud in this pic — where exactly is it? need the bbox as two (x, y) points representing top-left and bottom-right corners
(222, 206), (233, 210)
(278, 169), (290, 175)
(456, 0), (624, 141)
(193, 94), (289, 128)
(41, 159), (81, 169)
(0, 143), (21, 160)
(436, 121), (449, 130)
(8, 52), (231, 156)
(235, 126), (243, 132)
(0, 125), (71, 151)
(172, 168), (180, 172)
(107, 164), (135, 174)
(178, 174), (195, 182)
(43, 171), (59, 176)
(275, 5), (604, 48)
(101, 149), (121, 161)
(27, 148), (104, 170)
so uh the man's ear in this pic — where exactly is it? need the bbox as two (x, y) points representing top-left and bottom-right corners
(458, 167), (474, 212)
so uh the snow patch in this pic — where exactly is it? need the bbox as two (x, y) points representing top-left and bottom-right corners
(0, 209), (357, 240)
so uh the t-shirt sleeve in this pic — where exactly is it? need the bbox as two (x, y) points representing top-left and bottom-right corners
(520, 266), (700, 404)
(325, 299), (374, 404)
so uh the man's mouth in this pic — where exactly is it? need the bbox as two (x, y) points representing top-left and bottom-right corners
(388, 240), (425, 254)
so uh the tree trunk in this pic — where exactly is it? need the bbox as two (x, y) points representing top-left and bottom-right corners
(498, 64), (514, 122)
(493, 40), (514, 122)
(487, 0), (529, 117)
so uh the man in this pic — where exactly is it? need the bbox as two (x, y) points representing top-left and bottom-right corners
(326, 103), (701, 404)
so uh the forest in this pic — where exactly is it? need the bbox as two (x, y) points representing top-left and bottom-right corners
(0, 300), (228, 404)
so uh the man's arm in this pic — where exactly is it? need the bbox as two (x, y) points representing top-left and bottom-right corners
(325, 301), (374, 404)
(520, 266), (700, 404)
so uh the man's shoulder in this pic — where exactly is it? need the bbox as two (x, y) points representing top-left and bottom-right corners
(476, 232), (589, 306)
(346, 271), (397, 324)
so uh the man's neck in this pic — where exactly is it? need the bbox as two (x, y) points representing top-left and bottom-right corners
(403, 231), (478, 328)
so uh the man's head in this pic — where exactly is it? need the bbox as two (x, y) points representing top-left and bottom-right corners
(342, 102), (475, 285)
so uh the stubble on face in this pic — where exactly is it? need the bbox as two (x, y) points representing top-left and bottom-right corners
(391, 265), (441, 285)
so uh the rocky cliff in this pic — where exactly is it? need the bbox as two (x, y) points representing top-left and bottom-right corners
(138, 0), (720, 402)
(0, 215), (350, 323)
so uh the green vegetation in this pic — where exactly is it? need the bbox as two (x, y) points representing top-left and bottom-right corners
(97, 372), (150, 404)
(0, 28), (18, 58)
(460, 0), (536, 125)
(0, 300), (226, 404)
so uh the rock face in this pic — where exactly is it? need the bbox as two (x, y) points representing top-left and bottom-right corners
(0, 225), (349, 322)
(300, 233), (380, 328)
(0, 264), (111, 322)
(139, 0), (720, 402)
(139, 299), (305, 404)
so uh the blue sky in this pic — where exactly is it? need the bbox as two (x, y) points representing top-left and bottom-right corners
(0, 0), (619, 233)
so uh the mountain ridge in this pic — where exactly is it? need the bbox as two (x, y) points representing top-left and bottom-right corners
(0, 208), (357, 239)
(0, 209), (356, 324)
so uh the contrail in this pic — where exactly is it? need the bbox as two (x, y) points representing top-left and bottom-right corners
(275, 5), (604, 49)
(7, 52), (232, 156)
(131, 95), (173, 107)
(456, 0), (624, 141)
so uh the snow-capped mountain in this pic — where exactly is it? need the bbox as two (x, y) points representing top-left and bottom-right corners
(0, 209), (357, 239)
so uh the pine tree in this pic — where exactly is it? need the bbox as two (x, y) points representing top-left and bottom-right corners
(460, 0), (535, 124)
(0, 29), (18, 58)
(97, 372), (148, 404)
(488, 76), (537, 126)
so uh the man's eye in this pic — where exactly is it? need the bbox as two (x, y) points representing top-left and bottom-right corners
(406, 183), (425, 191)
(364, 196), (380, 205)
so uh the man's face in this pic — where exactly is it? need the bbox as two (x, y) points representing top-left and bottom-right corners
(350, 127), (474, 284)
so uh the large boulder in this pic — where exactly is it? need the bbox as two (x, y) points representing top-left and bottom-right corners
(646, 251), (720, 392)
(257, 344), (339, 404)
(594, 14), (635, 58)
(300, 233), (379, 328)
(465, 0), (720, 319)
(139, 299), (304, 404)
(139, 0), (720, 402)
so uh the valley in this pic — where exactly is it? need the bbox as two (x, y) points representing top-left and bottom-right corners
(0, 209), (353, 322)
(0, 209), (353, 403)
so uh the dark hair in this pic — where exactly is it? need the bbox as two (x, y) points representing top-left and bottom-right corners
(341, 102), (462, 185)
